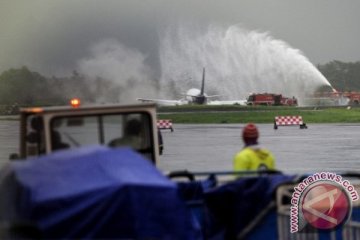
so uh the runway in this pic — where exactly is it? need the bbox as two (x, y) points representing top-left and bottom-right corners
(158, 123), (360, 175)
(0, 121), (359, 175)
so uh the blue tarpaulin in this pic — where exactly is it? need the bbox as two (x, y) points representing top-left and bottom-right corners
(6, 146), (201, 239)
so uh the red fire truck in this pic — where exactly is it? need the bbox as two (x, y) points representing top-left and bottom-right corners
(312, 91), (360, 105)
(343, 92), (360, 105)
(247, 93), (298, 106)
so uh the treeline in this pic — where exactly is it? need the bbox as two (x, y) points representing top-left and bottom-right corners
(317, 60), (360, 92)
(0, 61), (359, 108)
(0, 67), (122, 109)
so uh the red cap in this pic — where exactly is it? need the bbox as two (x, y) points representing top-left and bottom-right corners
(242, 123), (259, 141)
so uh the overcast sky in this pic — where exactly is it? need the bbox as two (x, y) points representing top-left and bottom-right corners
(1, 0), (360, 76)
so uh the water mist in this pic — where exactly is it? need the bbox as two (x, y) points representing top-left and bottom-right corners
(159, 24), (332, 105)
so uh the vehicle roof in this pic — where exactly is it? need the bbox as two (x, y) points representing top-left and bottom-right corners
(20, 103), (157, 115)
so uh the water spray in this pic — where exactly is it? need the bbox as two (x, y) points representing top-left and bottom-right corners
(159, 24), (333, 106)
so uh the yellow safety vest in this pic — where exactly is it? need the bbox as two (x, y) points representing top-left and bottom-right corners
(233, 146), (275, 171)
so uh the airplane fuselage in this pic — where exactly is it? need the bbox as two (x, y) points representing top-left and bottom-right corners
(193, 95), (207, 104)
(137, 68), (247, 106)
(185, 88), (207, 104)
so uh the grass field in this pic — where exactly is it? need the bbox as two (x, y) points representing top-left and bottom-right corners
(2, 104), (360, 124)
(157, 105), (360, 124)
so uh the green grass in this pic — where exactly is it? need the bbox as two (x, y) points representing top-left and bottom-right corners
(2, 104), (360, 124)
(157, 106), (360, 124)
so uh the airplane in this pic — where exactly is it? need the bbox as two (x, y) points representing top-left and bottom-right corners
(137, 68), (247, 106)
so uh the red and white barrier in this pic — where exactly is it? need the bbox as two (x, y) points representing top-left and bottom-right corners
(274, 116), (307, 129)
(157, 119), (174, 131)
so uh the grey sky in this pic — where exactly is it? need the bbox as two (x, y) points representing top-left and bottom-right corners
(1, 0), (360, 76)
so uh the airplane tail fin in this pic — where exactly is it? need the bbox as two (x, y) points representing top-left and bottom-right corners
(200, 67), (205, 96)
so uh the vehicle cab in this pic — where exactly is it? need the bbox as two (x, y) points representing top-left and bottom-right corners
(13, 102), (160, 165)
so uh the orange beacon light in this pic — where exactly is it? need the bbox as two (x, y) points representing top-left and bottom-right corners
(70, 98), (81, 108)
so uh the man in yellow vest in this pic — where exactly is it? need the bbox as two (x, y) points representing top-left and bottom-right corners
(233, 123), (275, 171)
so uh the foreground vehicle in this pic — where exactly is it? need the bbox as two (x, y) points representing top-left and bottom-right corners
(11, 102), (160, 164)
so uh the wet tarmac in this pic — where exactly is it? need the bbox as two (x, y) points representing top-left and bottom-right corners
(1, 121), (359, 175)
(158, 123), (360, 175)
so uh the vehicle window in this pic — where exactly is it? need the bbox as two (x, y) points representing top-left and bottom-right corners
(51, 116), (99, 150)
(104, 113), (152, 154)
(49, 112), (154, 161)
(25, 115), (45, 157)
(102, 114), (125, 146)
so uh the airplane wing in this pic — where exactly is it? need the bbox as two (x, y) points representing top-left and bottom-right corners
(137, 98), (188, 106)
(206, 95), (221, 98)
(208, 100), (248, 106)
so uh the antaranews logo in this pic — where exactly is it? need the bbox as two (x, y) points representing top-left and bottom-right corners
(290, 172), (359, 233)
